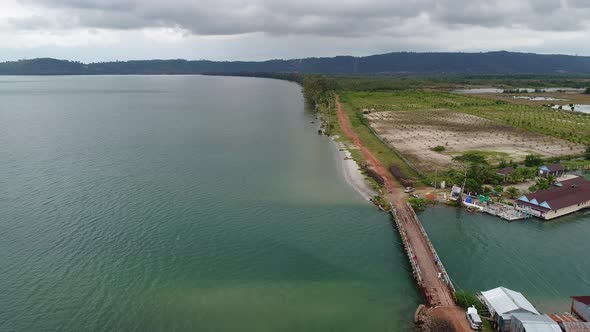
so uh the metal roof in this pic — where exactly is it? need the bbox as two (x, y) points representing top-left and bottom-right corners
(540, 163), (564, 172)
(481, 287), (539, 316)
(562, 322), (590, 332)
(549, 312), (582, 323)
(512, 313), (562, 332)
(516, 178), (590, 211)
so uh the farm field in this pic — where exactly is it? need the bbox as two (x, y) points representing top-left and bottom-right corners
(340, 90), (588, 174)
(341, 90), (590, 144)
(366, 109), (581, 172)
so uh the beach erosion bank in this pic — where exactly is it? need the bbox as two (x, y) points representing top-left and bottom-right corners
(330, 136), (377, 201)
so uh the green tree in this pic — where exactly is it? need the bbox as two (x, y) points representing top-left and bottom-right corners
(524, 154), (542, 167)
(494, 185), (504, 195)
(506, 186), (520, 198)
(585, 144), (590, 160)
(465, 178), (483, 194)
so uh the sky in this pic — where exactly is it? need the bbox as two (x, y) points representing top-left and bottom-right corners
(1, 0), (590, 62)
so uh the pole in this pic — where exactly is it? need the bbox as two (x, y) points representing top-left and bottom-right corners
(460, 167), (467, 197)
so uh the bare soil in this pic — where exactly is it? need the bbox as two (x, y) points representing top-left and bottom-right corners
(366, 109), (583, 173)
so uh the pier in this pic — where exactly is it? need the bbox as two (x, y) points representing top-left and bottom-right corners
(391, 201), (456, 306)
(335, 95), (471, 331)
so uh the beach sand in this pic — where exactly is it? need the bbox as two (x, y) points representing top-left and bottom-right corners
(331, 136), (376, 201)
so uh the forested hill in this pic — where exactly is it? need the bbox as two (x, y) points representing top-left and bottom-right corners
(2, 51), (590, 75)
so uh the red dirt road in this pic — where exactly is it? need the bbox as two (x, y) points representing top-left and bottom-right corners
(335, 96), (471, 332)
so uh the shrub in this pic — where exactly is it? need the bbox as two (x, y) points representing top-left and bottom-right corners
(456, 291), (486, 312)
(408, 197), (431, 211)
(432, 145), (446, 152)
(506, 186), (520, 198)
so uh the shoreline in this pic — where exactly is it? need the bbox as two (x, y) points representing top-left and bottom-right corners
(329, 135), (377, 201)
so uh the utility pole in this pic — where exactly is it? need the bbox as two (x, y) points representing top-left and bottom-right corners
(326, 97), (331, 136)
(460, 167), (468, 198)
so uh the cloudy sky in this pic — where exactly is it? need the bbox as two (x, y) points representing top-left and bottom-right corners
(1, 0), (590, 62)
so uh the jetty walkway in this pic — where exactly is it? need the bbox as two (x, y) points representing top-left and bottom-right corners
(335, 96), (471, 331)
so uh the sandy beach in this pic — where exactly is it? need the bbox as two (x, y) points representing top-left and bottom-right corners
(330, 136), (377, 201)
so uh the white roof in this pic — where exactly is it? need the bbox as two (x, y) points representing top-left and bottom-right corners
(512, 313), (561, 332)
(481, 287), (540, 316)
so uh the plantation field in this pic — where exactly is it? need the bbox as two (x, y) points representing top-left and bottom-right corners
(339, 90), (589, 174)
(341, 90), (590, 145)
(366, 109), (581, 172)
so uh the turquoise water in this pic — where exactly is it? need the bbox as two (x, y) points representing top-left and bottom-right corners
(419, 205), (590, 313)
(0, 76), (419, 331)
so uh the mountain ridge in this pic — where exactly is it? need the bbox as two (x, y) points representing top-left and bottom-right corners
(2, 51), (590, 75)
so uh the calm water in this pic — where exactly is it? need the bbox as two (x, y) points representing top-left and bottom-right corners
(419, 206), (590, 313)
(0, 76), (419, 331)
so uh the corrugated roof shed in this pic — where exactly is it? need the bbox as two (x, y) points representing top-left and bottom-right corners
(562, 322), (590, 332)
(481, 287), (539, 317)
(549, 312), (581, 323)
(549, 312), (590, 332)
(512, 313), (561, 332)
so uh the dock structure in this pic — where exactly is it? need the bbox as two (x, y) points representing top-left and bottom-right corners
(390, 199), (456, 307)
(335, 95), (471, 331)
(481, 202), (529, 221)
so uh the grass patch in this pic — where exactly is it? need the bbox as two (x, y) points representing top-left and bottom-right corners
(336, 93), (419, 180)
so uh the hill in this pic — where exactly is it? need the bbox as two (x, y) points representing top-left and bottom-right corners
(2, 51), (590, 75)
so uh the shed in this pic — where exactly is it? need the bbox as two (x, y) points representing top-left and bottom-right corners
(481, 287), (540, 331)
(549, 312), (590, 331)
(509, 313), (561, 332)
(561, 322), (590, 332)
(539, 163), (565, 177)
(497, 167), (515, 181)
(572, 296), (590, 322)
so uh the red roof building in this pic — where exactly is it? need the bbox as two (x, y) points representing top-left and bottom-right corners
(515, 177), (590, 219)
(539, 163), (565, 177)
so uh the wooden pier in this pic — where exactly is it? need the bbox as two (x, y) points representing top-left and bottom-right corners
(390, 199), (457, 307)
(335, 95), (471, 331)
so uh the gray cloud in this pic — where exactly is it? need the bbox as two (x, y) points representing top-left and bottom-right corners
(12, 0), (589, 37)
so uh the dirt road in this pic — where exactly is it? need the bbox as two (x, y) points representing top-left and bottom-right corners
(335, 96), (471, 332)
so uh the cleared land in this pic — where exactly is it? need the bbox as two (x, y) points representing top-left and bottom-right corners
(341, 90), (588, 174)
(366, 109), (583, 172)
(342, 90), (590, 145)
